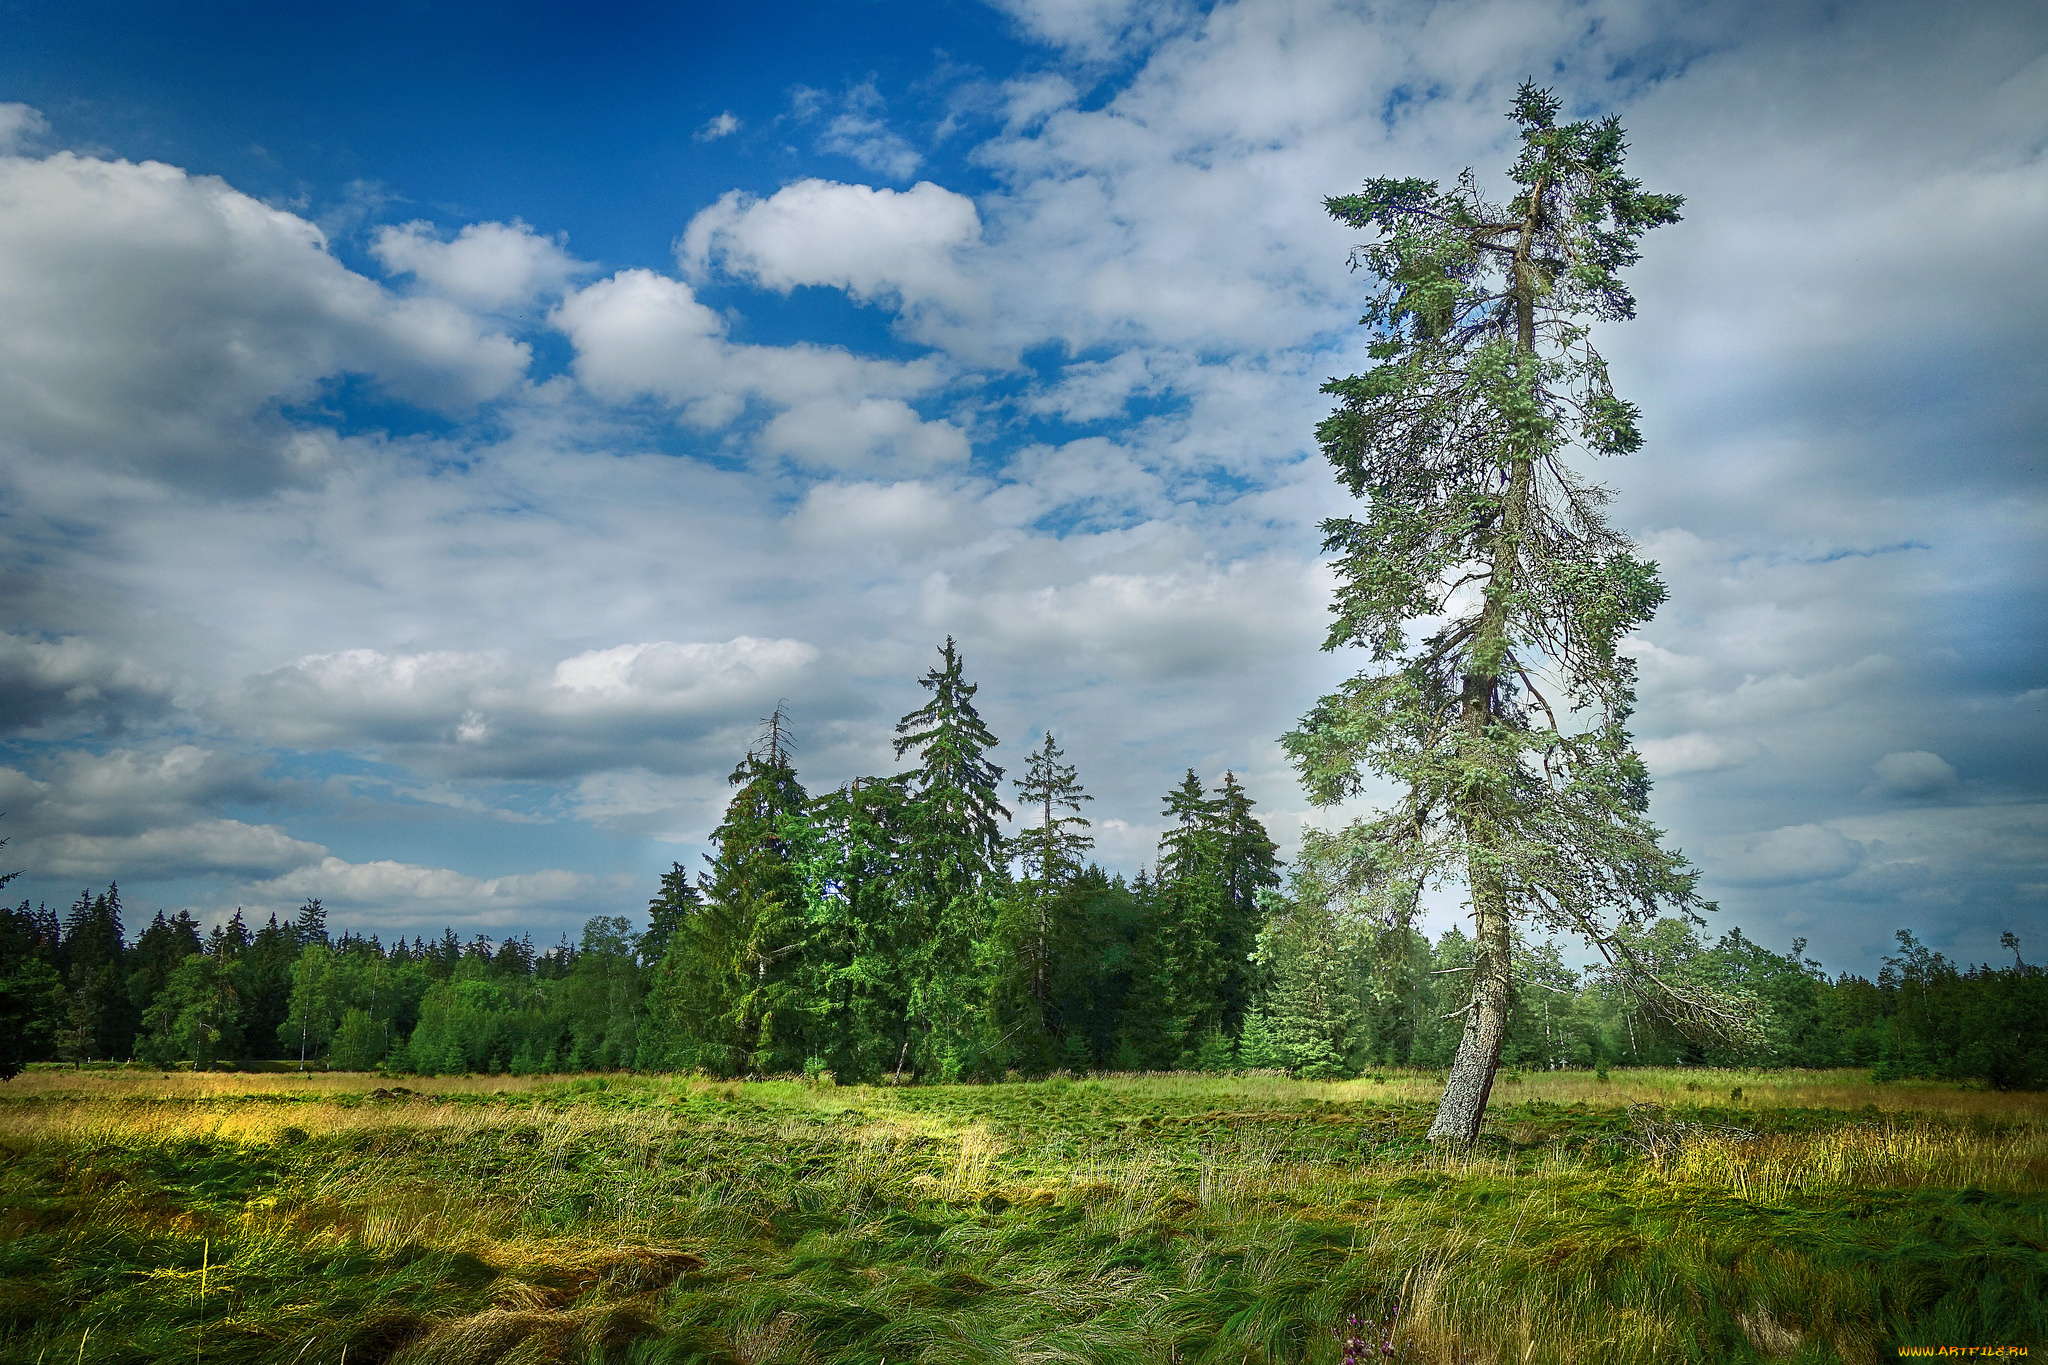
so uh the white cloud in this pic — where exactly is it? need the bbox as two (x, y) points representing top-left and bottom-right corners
(238, 637), (820, 778)
(680, 178), (986, 345)
(786, 480), (980, 553)
(548, 638), (821, 711)
(757, 397), (970, 472)
(1638, 731), (1759, 777)
(945, 556), (1322, 682)
(986, 0), (1195, 62)
(0, 103), (48, 154)
(1, 1), (2043, 970)
(0, 743), (316, 881)
(550, 267), (731, 413)
(371, 218), (586, 311)
(0, 152), (529, 489)
(0, 746), (278, 840)
(31, 819), (327, 881)
(551, 266), (963, 456)
(816, 80), (922, 180)
(244, 856), (636, 930)
(695, 111), (742, 142)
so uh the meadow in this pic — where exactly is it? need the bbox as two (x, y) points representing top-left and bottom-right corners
(1, 1068), (2042, 1364)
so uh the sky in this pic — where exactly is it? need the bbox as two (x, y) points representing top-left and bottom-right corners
(0, 0), (2041, 976)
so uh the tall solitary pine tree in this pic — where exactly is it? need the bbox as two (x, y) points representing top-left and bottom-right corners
(1284, 85), (1741, 1143)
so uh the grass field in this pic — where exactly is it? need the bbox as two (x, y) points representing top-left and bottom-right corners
(2, 1068), (2042, 1363)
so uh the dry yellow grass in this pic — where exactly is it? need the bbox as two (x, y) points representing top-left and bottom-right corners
(1672, 1122), (2048, 1197)
(2, 1067), (554, 1100)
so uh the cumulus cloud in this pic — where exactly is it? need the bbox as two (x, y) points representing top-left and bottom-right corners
(0, 1), (2041, 970)
(371, 218), (586, 311)
(0, 633), (177, 736)
(0, 152), (529, 489)
(986, 0), (1196, 62)
(0, 745), (310, 880)
(1712, 823), (1867, 888)
(238, 637), (820, 778)
(786, 480), (980, 553)
(758, 398), (970, 472)
(680, 179), (986, 345)
(1638, 732), (1760, 777)
(944, 556), (1322, 682)
(32, 820), (327, 881)
(550, 268), (729, 412)
(551, 266), (964, 461)
(1869, 750), (1961, 800)
(2, 746), (277, 837)
(0, 103), (48, 154)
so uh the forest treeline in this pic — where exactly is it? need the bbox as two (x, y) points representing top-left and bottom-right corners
(4, 642), (2044, 1088)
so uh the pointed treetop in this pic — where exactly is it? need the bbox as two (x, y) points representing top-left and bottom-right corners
(751, 701), (797, 772)
(1010, 730), (1093, 885)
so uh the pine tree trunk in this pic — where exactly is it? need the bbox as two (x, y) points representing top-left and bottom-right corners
(1426, 185), (1546, 1146)
(1427, 871), (1512, 1143)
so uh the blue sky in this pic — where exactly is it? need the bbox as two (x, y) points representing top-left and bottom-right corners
(0, 0), (2042, 974)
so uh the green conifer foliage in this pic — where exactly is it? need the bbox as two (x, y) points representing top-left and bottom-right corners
(1, 866), (68, 1078)
(646, 708), (808, 1075)
(993, 732), (1095, 1072)
(1122, 773), (1228, 1068)
(1284, 84), (1734, 1142)
(239, 915), (299, 1059)
(640, 863), (702, 969)
(60, 885), (133, 1061)
(893, 639), (1010, 1079)
(125, 910), (201, 1042)
(1212, 772), (1280, 1033)
(785, 776), (914, 1082)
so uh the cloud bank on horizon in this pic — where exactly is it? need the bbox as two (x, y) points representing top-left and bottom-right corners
(0, 0), (2041, 973)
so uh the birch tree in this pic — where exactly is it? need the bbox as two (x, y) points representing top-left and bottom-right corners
(1284, 84), (1743, 1144)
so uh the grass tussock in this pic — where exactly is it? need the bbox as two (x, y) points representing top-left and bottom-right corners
(2, 1069), (2044, 1364)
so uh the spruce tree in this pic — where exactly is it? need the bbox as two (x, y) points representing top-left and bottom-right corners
(1121, 772), (1227, 1068)
(1284, 84), (1739, 1143)
(640, 862), (702, 968)
(993, 731), (1094, 1067)
(240, 915), (299, 1059)
(1247, 875), (1363, 1080)
(0, 836), (66, 1077)
(892, 638), (1009, 1078)
(127, 911), (201, 1032)
(60, 886), (132, 1060)
(1212, 771), (1280, 1033)
(651, 708), (808, 1074)
(292, 897), (329, 948)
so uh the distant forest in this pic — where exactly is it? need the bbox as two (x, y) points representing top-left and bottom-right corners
(4, 642), (2044, 1089)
